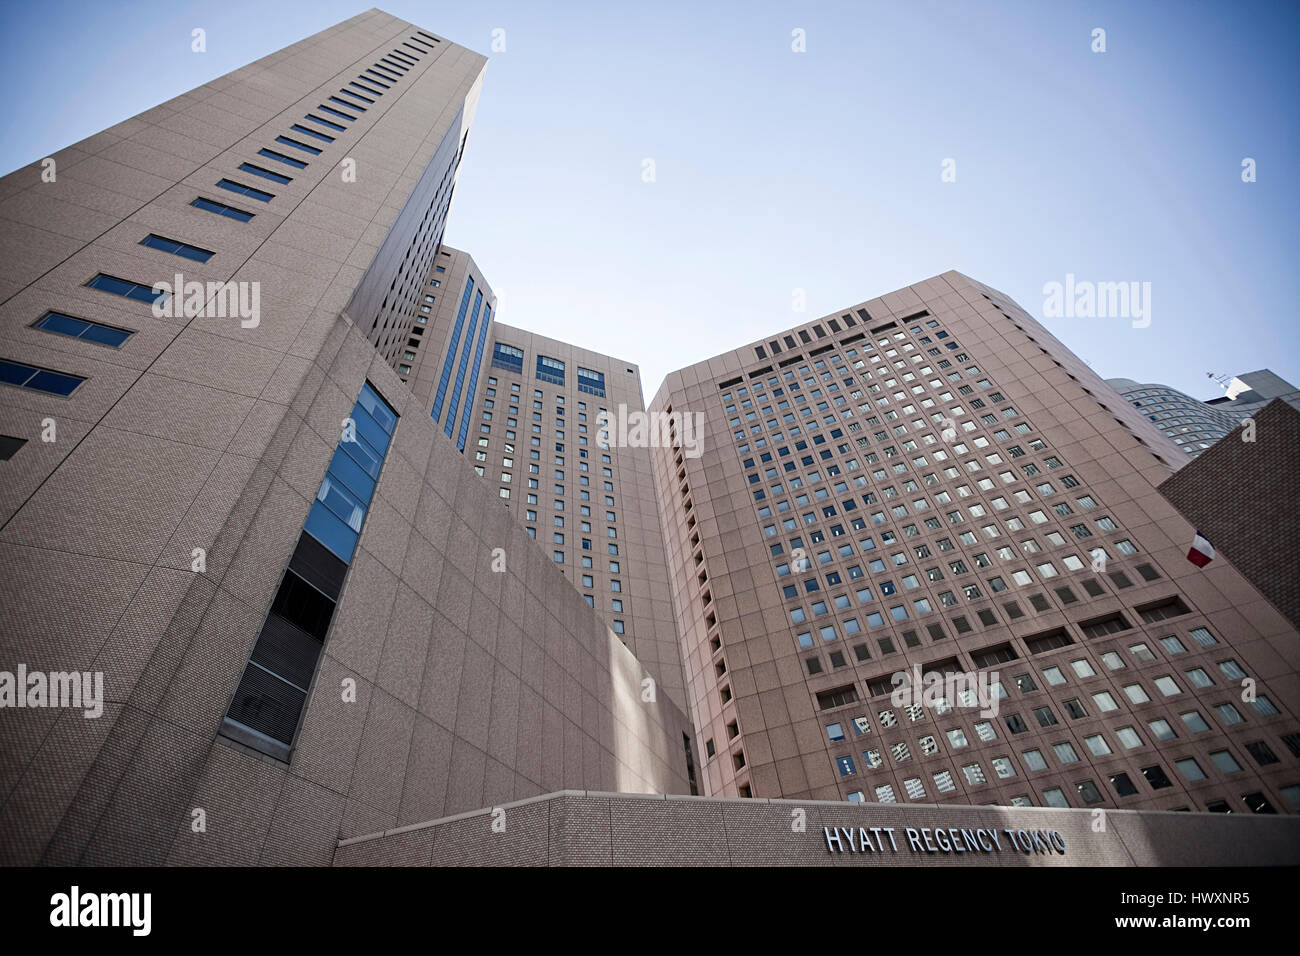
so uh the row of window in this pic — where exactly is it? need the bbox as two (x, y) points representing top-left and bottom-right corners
(479, 375), (629, 635)
(3, 38), (441, 401)
(728, 319), (1158, 672)
(849, 778), (1297, 814)
(3, 239), (224, 396)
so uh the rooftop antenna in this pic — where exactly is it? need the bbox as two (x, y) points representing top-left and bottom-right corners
(1207, 372), (1250, 400)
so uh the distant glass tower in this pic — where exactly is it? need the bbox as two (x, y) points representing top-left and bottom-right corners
(1106, 370), (1300, 457)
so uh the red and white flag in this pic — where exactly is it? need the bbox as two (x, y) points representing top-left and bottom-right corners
(1187, 531), (1215, 568)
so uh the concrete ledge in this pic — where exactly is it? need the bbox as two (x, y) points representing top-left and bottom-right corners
(332, 789), (1300, 866)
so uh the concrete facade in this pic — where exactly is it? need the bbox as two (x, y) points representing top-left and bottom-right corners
(648, 272), (1300, 816)
(334, 789), (1300, 867)
(0, 10), (690, 867)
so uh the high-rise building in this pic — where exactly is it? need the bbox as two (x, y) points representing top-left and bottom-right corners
(0, 11), (690, 867)
(1105, 370), (1300, 457)
(396, 245), (497, 422)
(649, 271), (1300, 815)
(1, 9), (1297, 873)
(464, 322), (688, 707)
(378, 246), (687, 708)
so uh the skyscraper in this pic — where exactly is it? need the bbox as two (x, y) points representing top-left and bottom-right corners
(649, 271), (1300, 814)
(382, 246), (688, 709)
(1105, 370), (1300, 457)
(0, 11), (690, 867)
(1, 8), (1297, 875)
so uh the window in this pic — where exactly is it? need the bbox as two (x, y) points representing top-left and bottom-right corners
(221, 382), (396, 761)
(237, 161), (292, 185)
(537, 354), (566, 385)
(274, 135), (323, 156)
(86, 273), (166, 305)
(1092, 691), (1118, 712)
(1081, 614), (1130, 639)
(1142, 765), (1173, 789)
(1124, 683), (1151, 704)
(1215, 703), (1244, 725)
(0, 358), (84, 396)
(1250, 696), (1279, 717)
(1209, 750), (1242, 774)
(216, 178), (275, 202)
(1160, 635), (1187, 655)
(1110, 772), (1139, 798)
(1244, 741), (1279, 765)
(1084, 734), (1111, 756)
(1138, 597), (1189, 623)
(1076, 780), (1104, 804)
(192, 196), (254, 221)
(140, 233), (215, 262)
(33, 312), (132, 347)
(1053, 742), (1079, 764)
(304, 112), (346, 131)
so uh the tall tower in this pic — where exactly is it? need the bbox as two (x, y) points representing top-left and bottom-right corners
(650, 271), (1299, 815)
(0, 11), (690, 867)
(388, 247), (689, 710)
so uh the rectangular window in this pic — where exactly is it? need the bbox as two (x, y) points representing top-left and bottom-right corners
(576, 366), (606, 397)
(140, 233), (215, 262)
(0, 358), (85, 396)
(537, 354), (566, 385)
(330, 94), (368, 111)
(33, 311), (132, 347)
(258, 147), (309, 169)
(316, 103), (356, 122)
(238, 162), (292, 185)
(304, 112), (346, 131)
(217, 178), (275, 202)
(87, 272), (166, 305)
(275, 135), (322, 155)
(192, 195), (254, 221)
(289, 122), (335, 143)
(221, 381), (397, 763)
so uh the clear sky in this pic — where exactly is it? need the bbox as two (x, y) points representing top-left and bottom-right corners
(3, 0), (1296, 403)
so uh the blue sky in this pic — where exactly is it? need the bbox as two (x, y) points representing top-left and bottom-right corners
(4, 0), (1296, 401)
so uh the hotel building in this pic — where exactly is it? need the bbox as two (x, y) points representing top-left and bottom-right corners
(648, 272), (1300, 815)
(0, 10), (1296, 870)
